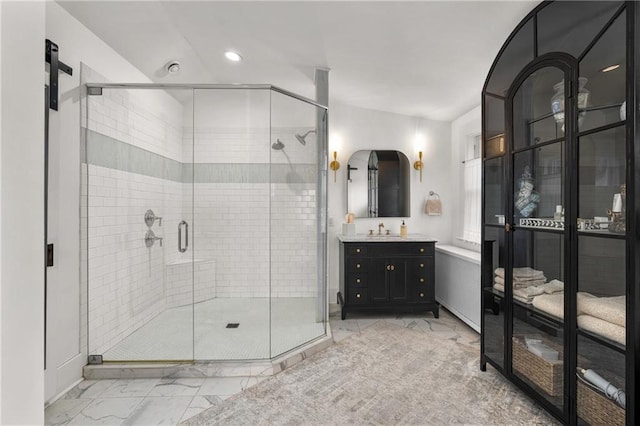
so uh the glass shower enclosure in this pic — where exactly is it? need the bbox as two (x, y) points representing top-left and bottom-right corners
(82, 84), (327, 362)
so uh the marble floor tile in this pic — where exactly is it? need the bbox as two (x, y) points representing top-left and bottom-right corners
(179, 396), (224, 423)
(197, 377), (255, 397)
(147, 378), (205, 397)
(100, 379), (160, 398)
(354, 318), (379, 330)
(63, 380), (116, 400)
(329, 318), (360, 333)
(45, 398), (92, 426)
(122, 396), (192, 425)
(331, 329), (355, 343)
(67, 398), (143, 425)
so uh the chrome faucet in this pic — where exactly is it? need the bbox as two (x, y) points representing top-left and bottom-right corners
(378, 222), (385, 235)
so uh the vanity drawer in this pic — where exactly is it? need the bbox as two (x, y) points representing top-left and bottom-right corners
(348, 258), (367, 272)
(348, 273), (368, 287)
(346, 245), (367, 256)
(349, 288), (369, 304)
(406, 244), (434, 256)
(414, 286), (434, 303)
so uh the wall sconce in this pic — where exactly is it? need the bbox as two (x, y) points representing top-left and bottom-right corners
(329, 151), (340, 182)
(413, 151), (423, 182)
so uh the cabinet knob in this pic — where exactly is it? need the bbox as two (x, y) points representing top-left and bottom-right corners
(356, 263), (361, 268)
(420, 278), (425, 283)
(356, 248), (361, 253)
(420, 263), (424, 268)
(419, 248), (425, 253)
(356, 278), (361, 283)
(356, 293), (361, 298)
(386, 264), (395, 271)
(420, 293), (424, 297)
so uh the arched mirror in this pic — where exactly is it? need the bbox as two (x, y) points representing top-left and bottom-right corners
(347, 150), (410, 218)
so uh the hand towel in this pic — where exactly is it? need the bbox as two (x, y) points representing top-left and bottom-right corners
(425, 195), (442, 216)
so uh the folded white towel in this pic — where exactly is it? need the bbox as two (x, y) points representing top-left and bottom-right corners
(578, 314), (625, 346)
(532, 293), (564, 319)
(543, 279), (564, 294)
(514, 280), (546, 289)
(495, 276), (504, 285)
(514, 294), (533, 304)
(493, 283), (505, 293)
(577, 292), (625, 327)
(494, 267), (546, 281)
(514, 286), (545, 300)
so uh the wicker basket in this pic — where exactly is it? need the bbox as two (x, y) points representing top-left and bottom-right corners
(577, 380), (625, 426)
(512, 337), (563, 396)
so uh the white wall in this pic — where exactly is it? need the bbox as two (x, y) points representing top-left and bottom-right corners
(0, 1), (46, 423)
(449, 105), (481, 250)
(327, 101), (452, 300)
(44, 1), (154, 403)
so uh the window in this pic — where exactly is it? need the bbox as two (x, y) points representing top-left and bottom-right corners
(462, 134), (481, 244)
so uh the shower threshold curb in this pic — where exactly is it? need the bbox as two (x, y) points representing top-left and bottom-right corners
(83, 325), (333, 380)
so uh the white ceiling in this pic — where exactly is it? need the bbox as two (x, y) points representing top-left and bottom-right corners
(58, 0), (539, 121)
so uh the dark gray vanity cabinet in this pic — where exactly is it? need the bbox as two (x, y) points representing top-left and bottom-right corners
(338, 240), (438, 320)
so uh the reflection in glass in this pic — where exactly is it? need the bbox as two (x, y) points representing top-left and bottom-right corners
(484, 95), (505, 156)
(347, 150), (410, 218)
(482, 227), (506, 369)
(484, 157), (504, 224)
(579, 10), (626, 132)
(578, 126), (625, 229)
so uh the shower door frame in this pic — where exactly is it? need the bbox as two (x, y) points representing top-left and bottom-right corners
(84, 83), (329, 363)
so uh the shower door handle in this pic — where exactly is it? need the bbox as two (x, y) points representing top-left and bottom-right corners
(178, 220), (189, 253)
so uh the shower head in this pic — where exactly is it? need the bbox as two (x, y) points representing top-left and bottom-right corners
(295, 129), (316, 146)
(272, 139), (285, 150)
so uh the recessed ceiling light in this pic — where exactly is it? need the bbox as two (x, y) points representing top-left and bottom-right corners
(224, 51), (243, 62)
(601, 64), (620, 73)
(166, 61), (181, 74)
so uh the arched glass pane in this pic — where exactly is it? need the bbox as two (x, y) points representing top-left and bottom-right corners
(512, 67), (565, 150)
(486, 18), (535, 97)
(537, 1), (622, 59)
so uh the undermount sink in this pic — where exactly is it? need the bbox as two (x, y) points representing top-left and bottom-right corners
(365, 234), (403, 240)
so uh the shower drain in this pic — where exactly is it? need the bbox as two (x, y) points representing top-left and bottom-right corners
(226, 323), (240, 328)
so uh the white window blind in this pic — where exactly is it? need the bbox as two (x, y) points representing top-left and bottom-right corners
(462, 135), (481, 244)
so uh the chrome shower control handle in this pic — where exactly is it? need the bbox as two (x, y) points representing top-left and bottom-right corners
(144, 209), (163, 227)
(178, 220), (189, 253)
(145, 230), (163, 248)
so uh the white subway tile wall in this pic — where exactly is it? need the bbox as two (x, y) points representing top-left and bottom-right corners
(82, 67), (320, 358)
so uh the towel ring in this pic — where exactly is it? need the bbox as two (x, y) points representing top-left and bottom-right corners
(428, 191), (440, 199)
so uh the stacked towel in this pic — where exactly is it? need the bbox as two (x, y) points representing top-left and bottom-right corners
(514, 285), (545, 304)
(577, 292), (625, 327)
(543, 279), (564, 294)
(495, 267), (546, 288)
(493, 267), (547, 304)
(532, 293), (564, 319)
(576, 292), (626, 345)
(578, 315), (625, 345)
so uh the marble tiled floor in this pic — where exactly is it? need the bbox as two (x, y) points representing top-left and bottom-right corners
(45, 307), (479, 425)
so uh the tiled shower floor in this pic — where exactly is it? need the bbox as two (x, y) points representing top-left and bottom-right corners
(102, 297), (326, 361)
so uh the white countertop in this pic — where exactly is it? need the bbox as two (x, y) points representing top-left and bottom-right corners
(337, 233), (437, 243)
